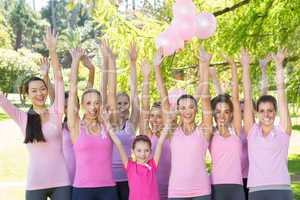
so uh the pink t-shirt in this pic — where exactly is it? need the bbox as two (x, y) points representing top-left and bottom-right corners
(126, 159), (160, 200)
(240, 128), (249, 178)
(209, 129), (243, 185)
(112, 121), (134, 182)
(62, 126), (76, 184)
(168, 127), (211, 198)
(73, 124), (115, 188)
(247, 123), (291, 187)
(0, 80), (70, 190)
(151, 135), (171, 200)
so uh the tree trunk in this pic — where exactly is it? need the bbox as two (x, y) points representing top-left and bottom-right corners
(15, 28), (22, 50)
(51, 0), (56, 30)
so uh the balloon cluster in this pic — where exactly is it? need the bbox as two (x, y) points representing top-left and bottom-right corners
(156, 0), (217, 56)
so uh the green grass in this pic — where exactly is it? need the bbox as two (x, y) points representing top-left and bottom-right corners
(292, 183), (300, 200)
(293, 125), (300, 132)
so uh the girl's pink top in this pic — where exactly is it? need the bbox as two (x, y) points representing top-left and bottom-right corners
(240, 128), (249, 178)
(209, 128), (243, 185)
(247, 123), (291, 187)
(0, 80), (70, 190)
(112, 120), (134, 182)
(73, 124), (115, 188)
(62, 126), (76, 184)
(168, 127), (211, 198)
(151, 134), (171, 200)
(126, 159), (160, 200)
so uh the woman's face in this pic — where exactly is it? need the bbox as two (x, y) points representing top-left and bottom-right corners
(149, 107), (163, 134)
(82, 92), (101, 119)
(177, 98), (197, 125)
(27, 80), (48, 107)
(117, 94), (130, 118)
(257, 101), (276, 127)
(214, 102), (233, 128)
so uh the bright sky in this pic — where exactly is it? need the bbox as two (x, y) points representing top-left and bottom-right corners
(26, 0), (48, 11)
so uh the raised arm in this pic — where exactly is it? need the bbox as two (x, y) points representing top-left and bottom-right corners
(272, 49), (292, 135)
(40, 57), (55, 104)
(153, 48), (171, 124)
(139, 59), (152, 136)
(67, 48), (84, 143)
(198, 48), (213, 140)
(209, 67), (223, 95)
(153, 125), (169, 165)
(102, 107), (128, 167)
(81, 54), (95, 89)
(226, 56), (242, 135)
(100, 40), (109, 106)
(241, 49), (254, 134)
(128, 42), (140, 130)
(106, 42), (118, 126)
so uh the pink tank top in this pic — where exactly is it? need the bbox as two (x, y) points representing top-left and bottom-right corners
(247, 123), (291, 187)
(169, 127), (211, 198)
(112, 121), (135, 182)
(209, 128), (243, 185)
(151, 134), (171, 200)
(62, 126), (76, 184)
(73, 123), (115, 188)
(0, 80), (70, 190)
(240, 128), (249, 178)
(126, 159), (160, 200)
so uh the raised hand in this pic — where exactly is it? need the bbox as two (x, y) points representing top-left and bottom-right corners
(43, 28), (58, 50)
(70, 48), (85, 63)
(141, 59), (151, 78)
(199, 47), (212, 64)
(40, 57), (50, 76)
(222, 54), (235, 66)
(272, 48), (288, 65)
(128, 42), (138, 61)
(153, 48), (164, 67)
(101, 106), (112, 127)
(240, 48), (250, 68)
(81, 54), (94, 70)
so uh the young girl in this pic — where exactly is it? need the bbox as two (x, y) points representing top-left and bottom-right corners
(103, 107), (169, 200)
(40, 51), (95, 184)
(242, 49), (293, 200)
(154, 47), (213, 200)
(67, 47), (118, 200)
(209, 56), (245, 200)
(0, 28), (71, 200)
(139, 59), (171, 200)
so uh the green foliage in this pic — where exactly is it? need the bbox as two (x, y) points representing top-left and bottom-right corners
(0, 48), (41, 93)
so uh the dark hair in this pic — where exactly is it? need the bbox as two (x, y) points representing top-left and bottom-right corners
(81, 89), (102, 103)
(211, 94), (233, 113)
(21, 77), (47, 144)
(176, 94), (198, 109)
(132, 135), (152, 150)
(256, 95), (277, 112)
(239, 99), (256, 109)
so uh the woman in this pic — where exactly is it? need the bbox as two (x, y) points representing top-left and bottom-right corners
(154, 47), (213, 200)
(0, 28), (71, 200)
(67, 47), (118, 200)
(209, 55), (244, 200)
(242, 49), (293, 200)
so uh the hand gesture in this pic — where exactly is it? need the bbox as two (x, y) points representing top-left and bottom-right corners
(141, 59), (151, 78)
(222, 54), (235, 66)
(272, 48), (288, 65)
(40, 57), (50, 76)
(240, 48), (250, 68)
(81, 54), (94, 70)
(69, 48), (85, 63)
(153, 48), (164, 67)
(43, 28), (58, 50)
(259, 54), (271, 71)
(199, 47), (212, 63)
(101, 106), (112, 126)
(128, 42), (138, 61)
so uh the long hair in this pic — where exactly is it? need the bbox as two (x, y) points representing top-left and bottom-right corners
(21, 77), (47, 143)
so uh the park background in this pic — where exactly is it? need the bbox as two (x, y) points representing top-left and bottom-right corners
(0, 0), (299, 199)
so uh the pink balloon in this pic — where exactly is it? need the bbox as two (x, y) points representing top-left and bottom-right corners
(172, 0), (197, 21)
(195, 12), (217, 39)
(172, 17), (197, 41)
(156, 30), (176, 56)
(168, 25), (185, 50)
(168, 88), (187, 110)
